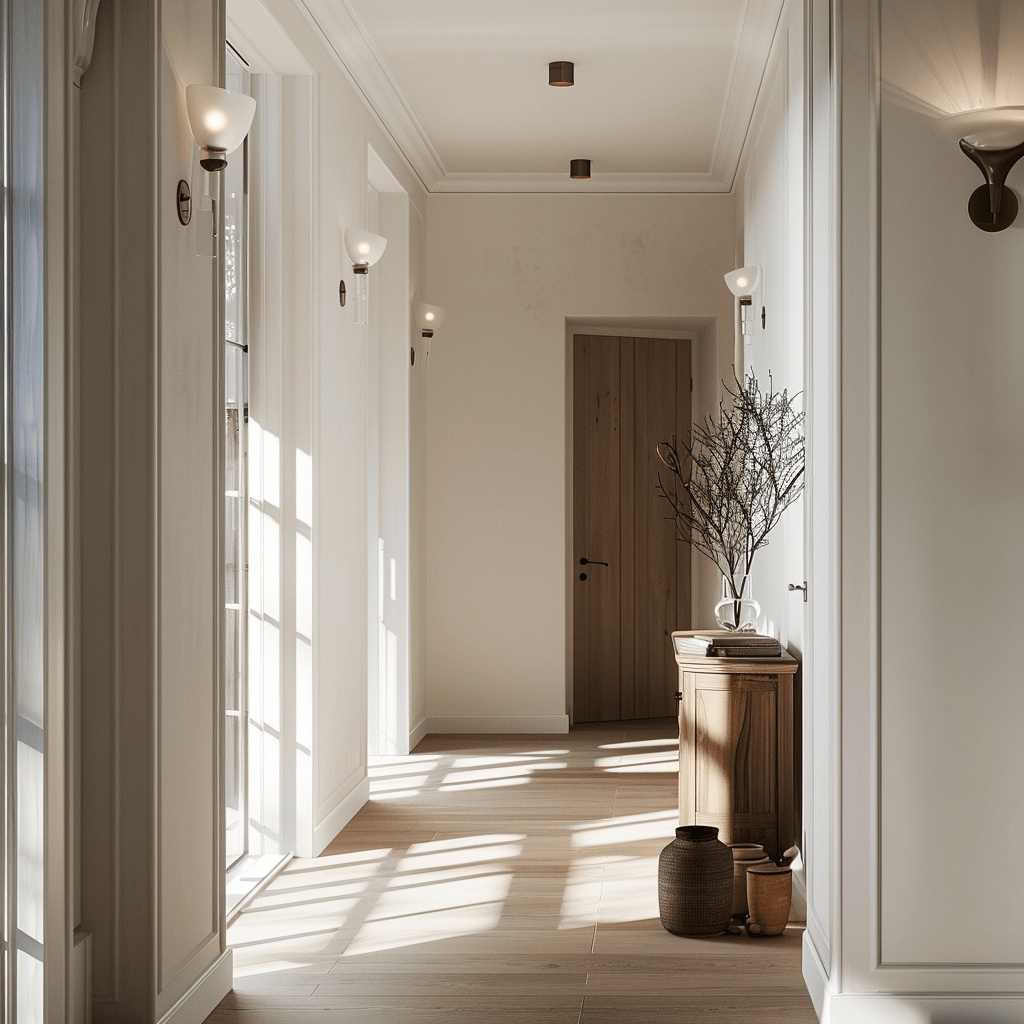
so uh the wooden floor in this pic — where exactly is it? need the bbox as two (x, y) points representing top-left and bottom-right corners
(208, 719), (818, 1023)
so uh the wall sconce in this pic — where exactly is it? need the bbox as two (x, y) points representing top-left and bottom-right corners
(938, 106), (1024, 232)
(178, 85), (256, 226)
(343, 227), (388, 325)
(724, 265), (763, 335)
(185, 85), (256, 171)
(413, 303), (447, 366)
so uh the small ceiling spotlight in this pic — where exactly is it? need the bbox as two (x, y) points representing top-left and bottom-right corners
(937, 106), (1024, 231)
(570, 159), (591, 179)
(185, 85), (256, 172)
(549, 61), (574, 87)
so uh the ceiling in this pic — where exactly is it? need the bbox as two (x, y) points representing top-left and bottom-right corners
(296, 0), (786, 193)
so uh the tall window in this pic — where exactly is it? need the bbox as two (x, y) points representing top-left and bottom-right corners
(1, 0), (10, 1007)
(224, 46), (250, 870)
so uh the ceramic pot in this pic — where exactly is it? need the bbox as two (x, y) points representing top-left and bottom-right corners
(658, 825), (733, 936)
(728, 843), (770, 917)
(745, 864), (792, 936)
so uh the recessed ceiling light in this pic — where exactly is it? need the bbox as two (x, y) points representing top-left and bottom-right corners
(549, 61), (574, 87)
(570, 159), (591, 179)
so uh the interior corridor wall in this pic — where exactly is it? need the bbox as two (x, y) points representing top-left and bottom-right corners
(732, 0), (805, 656)
(234, 0), (427, 854)
(805, 0), (1024, 1018)
(424, 194), (735, 730)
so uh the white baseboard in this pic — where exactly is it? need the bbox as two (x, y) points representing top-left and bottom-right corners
(312, 776), (370, 854)
(803, 940), (1024, 1024)
(802, 930), (829, 1020)
(822, 993), (1024, 1023)
(72, 929), (92, 1024)
(419, 714), (570, 735)
(157, 950), (232, 1024)
(409, 715), (429, 750)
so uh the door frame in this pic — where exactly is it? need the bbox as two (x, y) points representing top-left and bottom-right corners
(564, 316), (720, 724)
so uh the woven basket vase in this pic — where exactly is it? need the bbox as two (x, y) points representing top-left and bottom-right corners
(658, 825), (733, 936)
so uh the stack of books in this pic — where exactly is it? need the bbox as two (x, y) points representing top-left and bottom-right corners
(674, 632), (782, 658)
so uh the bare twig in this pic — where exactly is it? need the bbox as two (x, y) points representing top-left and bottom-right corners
(657, 372), (805, 622)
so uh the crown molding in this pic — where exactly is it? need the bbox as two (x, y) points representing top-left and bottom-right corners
(429, 172), (733, 195)
(296, 0), (446, 190)
(297, 0), (784, 196)
(710, 0), (787, 189)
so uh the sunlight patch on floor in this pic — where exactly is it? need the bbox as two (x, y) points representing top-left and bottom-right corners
(395, 838), (524, 872)
(570, 810), (676, 847)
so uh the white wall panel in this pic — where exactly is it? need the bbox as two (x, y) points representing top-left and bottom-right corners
(878, 74), (1024, 973)
(157, 0), (221, 997)
(78, 0), (230, 1018)
(813, 0), (1024, 1017)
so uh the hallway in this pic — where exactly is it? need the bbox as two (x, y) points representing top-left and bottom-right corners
(208, 719), (815, 1022)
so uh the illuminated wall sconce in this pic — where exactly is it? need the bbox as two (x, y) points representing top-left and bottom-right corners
(185, 85), (256, 171)
(178, 85), (256, 226)
(412, 303), (447, 366)
(343, 227), (388, 325)
(937, 106), (1024, 232)
(724, 265), (763, 335)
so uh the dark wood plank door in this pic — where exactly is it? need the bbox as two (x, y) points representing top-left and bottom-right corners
(573, 335), (692, 723)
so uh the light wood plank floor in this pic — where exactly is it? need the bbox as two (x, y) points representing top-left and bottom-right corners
(207, 719), (818, 1023)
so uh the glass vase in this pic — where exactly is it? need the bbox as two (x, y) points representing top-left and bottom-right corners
(714, 573), (760, 631)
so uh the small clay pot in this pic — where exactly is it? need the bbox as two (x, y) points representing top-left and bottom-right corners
(745, 864), (792, 937)
(727, 844), (770, 917)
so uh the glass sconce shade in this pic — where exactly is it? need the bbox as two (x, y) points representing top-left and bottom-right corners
(724, 266), (761, 299)
(937, 106), (1024, 149)
(415, 303), (447, 336)
(185, 85), (256, 171)
(343, 227), (388, 269)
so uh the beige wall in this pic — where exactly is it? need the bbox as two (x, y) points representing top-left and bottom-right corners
(424, 193), (735, 729)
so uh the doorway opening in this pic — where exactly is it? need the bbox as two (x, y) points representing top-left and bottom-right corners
(566, 317), (718, 725)
(572, 334), (692, 722)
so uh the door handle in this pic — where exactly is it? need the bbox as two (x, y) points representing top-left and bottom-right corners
(579, 557), (609, 566)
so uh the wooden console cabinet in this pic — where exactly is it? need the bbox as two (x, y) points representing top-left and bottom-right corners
(672, 630), (798, 862)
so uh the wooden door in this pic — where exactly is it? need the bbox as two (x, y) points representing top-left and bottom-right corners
(573, 335), (691, 722)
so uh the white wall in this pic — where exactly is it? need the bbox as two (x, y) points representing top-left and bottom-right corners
(234, 0), (427, 851)
(805, 0), (1024, 1018)
(69, 1), (429, 1020)
(732, 0), (806, 654)
(78, 0), (230, 1018)
(424, 194), (735, 730)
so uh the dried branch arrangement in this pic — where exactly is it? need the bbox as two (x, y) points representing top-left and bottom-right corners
(657, 372), (805, 624)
